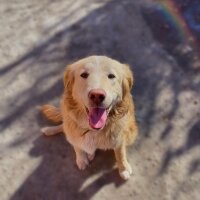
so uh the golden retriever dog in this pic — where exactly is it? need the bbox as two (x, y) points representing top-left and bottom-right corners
(40, 55), (138, 180)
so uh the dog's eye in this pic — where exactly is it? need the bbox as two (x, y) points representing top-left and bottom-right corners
(108, 73), (116, 79)
(80, 72), (89, 79)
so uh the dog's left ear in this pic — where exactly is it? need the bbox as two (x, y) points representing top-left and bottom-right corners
(112, 64), (134, 118)
(122, 64), (134, 99)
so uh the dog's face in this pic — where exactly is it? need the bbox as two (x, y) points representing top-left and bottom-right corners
(64, 56), (133, 130)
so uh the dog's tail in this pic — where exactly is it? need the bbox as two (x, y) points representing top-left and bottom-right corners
(40, 104), (62, 123)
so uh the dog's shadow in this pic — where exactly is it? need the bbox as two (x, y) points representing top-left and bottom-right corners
(10, 120), (124, 200)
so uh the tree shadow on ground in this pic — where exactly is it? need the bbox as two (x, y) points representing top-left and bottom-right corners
(159, 119), (200, 175)
(140, 0), (200, 176)
(10, 133), (123, 200)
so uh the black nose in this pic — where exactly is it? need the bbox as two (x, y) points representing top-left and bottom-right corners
(88, 89), (106, 104)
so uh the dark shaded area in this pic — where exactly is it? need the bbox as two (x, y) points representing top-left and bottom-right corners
(189, 158), (200, 175)
(10, 135), (123, 200)
(181, 0), (200, 40)
(159, 120), (200, 175)
(0, 79), (63, 131)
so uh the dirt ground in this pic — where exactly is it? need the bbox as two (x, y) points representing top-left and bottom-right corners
(0, 0), (200, 200)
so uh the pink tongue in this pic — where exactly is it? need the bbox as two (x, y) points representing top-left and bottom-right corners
(89, 108), (107, 129)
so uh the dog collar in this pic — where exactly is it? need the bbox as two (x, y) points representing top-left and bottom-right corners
(81, 129), (90, 136)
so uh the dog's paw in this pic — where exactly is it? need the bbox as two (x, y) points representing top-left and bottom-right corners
(119, 163), (133, 180)
(41, 125), (62, 136)
(41, 127), (52, 136)
(88, 153), (95, 161)
(119, 169), (131, 180)
(76, 158), (89, 170)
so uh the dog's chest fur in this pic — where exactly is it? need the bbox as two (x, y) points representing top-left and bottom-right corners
(63, 109), (126, 154)
(64, 122), (121, 155)
(80, 131), (120, 154)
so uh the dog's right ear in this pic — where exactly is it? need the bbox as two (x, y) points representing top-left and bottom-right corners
(63, 65), (74, 90)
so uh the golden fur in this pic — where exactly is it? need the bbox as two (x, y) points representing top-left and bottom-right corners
(41, 56), (138, 180)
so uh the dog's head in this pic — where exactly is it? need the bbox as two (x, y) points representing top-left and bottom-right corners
(64, 56), (134, 130)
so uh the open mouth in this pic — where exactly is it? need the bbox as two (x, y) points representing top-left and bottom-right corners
(86, 107), (111, 130)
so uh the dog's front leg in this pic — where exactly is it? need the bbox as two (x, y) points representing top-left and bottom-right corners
(74, 146), (89, 170)
(114, 143), (132, 180)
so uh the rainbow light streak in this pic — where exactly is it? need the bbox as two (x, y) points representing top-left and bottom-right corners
(157, 0), (199, 51)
